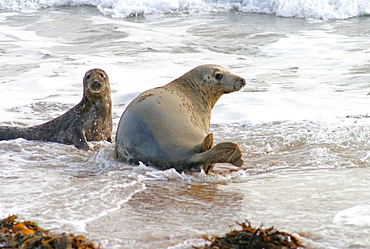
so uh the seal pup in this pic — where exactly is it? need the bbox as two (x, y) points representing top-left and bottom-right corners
(0, 69), (112, 150)
(115, 64), (246, 173)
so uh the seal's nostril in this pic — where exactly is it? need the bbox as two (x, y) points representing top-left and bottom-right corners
(92, 80), (100, 87)
(240, 78), (246, 86)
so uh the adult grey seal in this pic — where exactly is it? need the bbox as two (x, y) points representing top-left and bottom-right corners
(0, 68), (112, 150)
(115, 64), (246, 173)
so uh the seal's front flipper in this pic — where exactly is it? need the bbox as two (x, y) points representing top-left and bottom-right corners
(206, 142), (244, 167)
(190, 141), (244, 171)
(72, 129), (89, 150)
(203, 163), (215, 174)
(195, 133), (213, 152)
(193, 133), (215, 174)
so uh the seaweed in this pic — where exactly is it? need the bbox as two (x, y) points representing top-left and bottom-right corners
(195, 221), (304, 249)
(0, 215), (100, 249)
(1, 216), (305, 249)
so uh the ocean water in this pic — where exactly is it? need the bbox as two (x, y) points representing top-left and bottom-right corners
(1, 0), (370, 248)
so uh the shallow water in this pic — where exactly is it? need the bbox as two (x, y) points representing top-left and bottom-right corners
(1, 2), (370, 248)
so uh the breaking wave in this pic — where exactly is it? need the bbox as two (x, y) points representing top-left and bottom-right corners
(1, 0), (369, 19)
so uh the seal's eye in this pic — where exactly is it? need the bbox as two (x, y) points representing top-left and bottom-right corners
(86, 75), (91, 80)
(100, 73), (105, 78)
(215, 73), (223, 80)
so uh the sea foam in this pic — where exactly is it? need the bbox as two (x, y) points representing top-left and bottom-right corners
(1, 0), (369, 19)
(333, 203), (370, 227)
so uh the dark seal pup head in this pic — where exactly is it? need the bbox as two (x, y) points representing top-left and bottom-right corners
(115, 64), (245, 173)
(83, 69), (111, 97)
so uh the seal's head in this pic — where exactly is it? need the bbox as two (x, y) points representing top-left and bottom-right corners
(83, 69), (110, 97)
(192, 64), (246, 94)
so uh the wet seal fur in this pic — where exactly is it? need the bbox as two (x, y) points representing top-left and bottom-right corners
(115, 64), (246, 173)
(0, 69), (112, 150)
